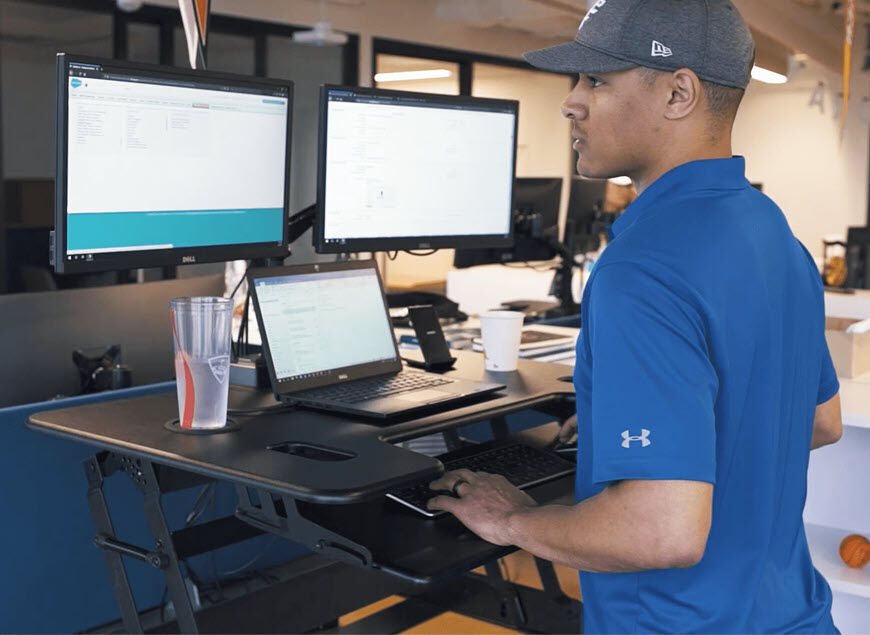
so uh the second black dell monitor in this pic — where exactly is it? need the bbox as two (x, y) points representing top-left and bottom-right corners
(314, 85), (519, 253)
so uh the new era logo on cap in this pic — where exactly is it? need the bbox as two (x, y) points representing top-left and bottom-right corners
(651, 40), (673, 57)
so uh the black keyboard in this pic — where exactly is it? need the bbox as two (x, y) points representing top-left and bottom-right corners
(298, 372), (454, 405)
(387, 441), (576, 517)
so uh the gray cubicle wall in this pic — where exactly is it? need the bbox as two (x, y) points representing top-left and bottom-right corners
(0, 274), (224, 407)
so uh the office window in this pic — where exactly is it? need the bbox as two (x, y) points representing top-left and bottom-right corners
(0, 0), (113, 293)
(127, 22), (160, 64)
(472, 63), (572, 179)
(473, 62), (574, 238)
(374, 54), (460, 96)
(173, 28), (255, 74)
(0, 0), (112, 180)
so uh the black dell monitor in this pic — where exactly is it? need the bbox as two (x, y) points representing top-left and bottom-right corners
(567, 177), (609, 253)
(453, 177), (562, 269)
(314, 85), (518, 254)
(52, 54), (293, 274)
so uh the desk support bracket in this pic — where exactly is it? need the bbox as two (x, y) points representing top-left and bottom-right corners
(84, 453), (199, 634)
(139, 459), (199, 634)
(234, 486), (373, 569)
(85, 453), (144, 635)
(484, 561), (527, 626)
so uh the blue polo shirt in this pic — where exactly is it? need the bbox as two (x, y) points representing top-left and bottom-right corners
(573, 157), (839, 633)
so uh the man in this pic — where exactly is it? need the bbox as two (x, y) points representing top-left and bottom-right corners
(428, 1), (844, 632)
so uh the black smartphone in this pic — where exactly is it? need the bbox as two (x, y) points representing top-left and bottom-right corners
(408, 305), (455, 368)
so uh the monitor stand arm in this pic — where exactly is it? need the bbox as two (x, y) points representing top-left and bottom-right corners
(533, 219), (584, 320)
(234, 204), (317, 362)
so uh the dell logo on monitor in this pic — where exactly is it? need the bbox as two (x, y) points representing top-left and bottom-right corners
(182, 255), (196, 264)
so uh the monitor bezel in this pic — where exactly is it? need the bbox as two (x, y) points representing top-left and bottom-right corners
(54, 53), (293, 274)
(248, 259), (403, 395)
(314, 84), (518, 254)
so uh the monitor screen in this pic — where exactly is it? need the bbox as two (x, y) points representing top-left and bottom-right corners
(53, 54), (293, 273)
(453, 177), (562, 268)
(252, 265), (398, 383)
(314, 85), (518, 253)
(567, 177), (608, 253)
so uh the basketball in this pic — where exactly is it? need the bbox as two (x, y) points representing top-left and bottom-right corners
(839, 534), (870, 569)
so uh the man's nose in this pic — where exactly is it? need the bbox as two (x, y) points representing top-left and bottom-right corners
(561, 92), (588, 120)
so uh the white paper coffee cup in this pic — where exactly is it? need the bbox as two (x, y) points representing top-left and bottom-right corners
(480, 310), (524, 371)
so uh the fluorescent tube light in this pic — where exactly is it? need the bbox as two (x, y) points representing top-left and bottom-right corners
(374, 69), (453, 83)
(751, 65), (787, 84)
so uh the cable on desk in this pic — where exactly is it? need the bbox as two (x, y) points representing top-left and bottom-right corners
(403, 249), (438, 256)
(501, 261), (554, 273)
(227, 402), (296, 416)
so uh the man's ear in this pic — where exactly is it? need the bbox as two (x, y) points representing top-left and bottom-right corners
(663, 68), (701, 121)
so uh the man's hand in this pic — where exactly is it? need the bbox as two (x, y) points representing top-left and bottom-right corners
(428, 469), (537, 546)
(558, 414), (577, 443)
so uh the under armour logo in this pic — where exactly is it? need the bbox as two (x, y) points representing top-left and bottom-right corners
(651, 40), (672, 57)
(621, 429), (651, 448)
(579, 0), (607, 32)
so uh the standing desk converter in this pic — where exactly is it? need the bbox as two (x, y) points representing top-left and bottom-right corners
(28, 350), (578, 633)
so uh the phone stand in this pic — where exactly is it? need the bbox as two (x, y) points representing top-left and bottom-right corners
(404, 356), (457, 372)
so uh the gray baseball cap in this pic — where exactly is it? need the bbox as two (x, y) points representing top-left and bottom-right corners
(524, 0), (755, 89)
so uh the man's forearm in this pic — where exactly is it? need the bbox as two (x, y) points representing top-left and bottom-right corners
(505, 480), (712, 573)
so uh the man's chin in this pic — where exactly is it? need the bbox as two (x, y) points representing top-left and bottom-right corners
(575, 159), (612, 180)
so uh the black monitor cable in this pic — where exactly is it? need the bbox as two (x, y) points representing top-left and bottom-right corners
(227, 402), (296, 416)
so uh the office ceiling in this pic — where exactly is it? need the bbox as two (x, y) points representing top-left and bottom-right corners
(428, 0), (856, 74)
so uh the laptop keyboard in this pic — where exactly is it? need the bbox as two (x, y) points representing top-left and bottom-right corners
(387, 441), (576, 517)
(298, 372), (455, 404)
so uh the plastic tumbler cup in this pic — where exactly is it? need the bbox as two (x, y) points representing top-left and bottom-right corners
(480, 310), (524, 371)
(170, 296), (233, 429)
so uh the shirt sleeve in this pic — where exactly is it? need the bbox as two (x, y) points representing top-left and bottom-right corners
(800, 244), (839, 404)
(586, 262), (719, 486)
(817, 322), (839, 404)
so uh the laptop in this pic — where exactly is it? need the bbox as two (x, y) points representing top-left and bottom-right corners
(249, 260), (505, 418)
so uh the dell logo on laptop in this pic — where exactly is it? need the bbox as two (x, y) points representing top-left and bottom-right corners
(338, 374), (348, 380)
(182, 255), (196, 264)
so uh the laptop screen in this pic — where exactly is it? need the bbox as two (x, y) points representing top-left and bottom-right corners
(252, 266), (398, 382)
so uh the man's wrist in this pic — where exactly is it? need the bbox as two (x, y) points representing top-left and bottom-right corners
(504, 501), (537, 545)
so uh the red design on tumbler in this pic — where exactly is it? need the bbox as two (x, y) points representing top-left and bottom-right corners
(170, 309), (196, 428)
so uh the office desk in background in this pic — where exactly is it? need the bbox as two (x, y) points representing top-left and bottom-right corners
(27, 350), (579, 634)
(446, 262), (586, 317)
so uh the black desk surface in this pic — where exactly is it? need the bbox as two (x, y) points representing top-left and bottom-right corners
(28, 350), (577, 584)
(27, 351), (574, 504)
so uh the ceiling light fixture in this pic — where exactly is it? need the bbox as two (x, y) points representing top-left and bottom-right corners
(292, 21), (348, 46)
(751, 65), (788, 84)
(374, 69), (453, 83)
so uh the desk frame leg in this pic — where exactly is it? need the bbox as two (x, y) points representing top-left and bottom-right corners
(139, 460), (199, 634)
(484, 561), (527, 627)
(84, 454), (144, 635)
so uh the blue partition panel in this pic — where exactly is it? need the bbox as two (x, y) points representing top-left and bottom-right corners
(0, 385), (306, 634)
